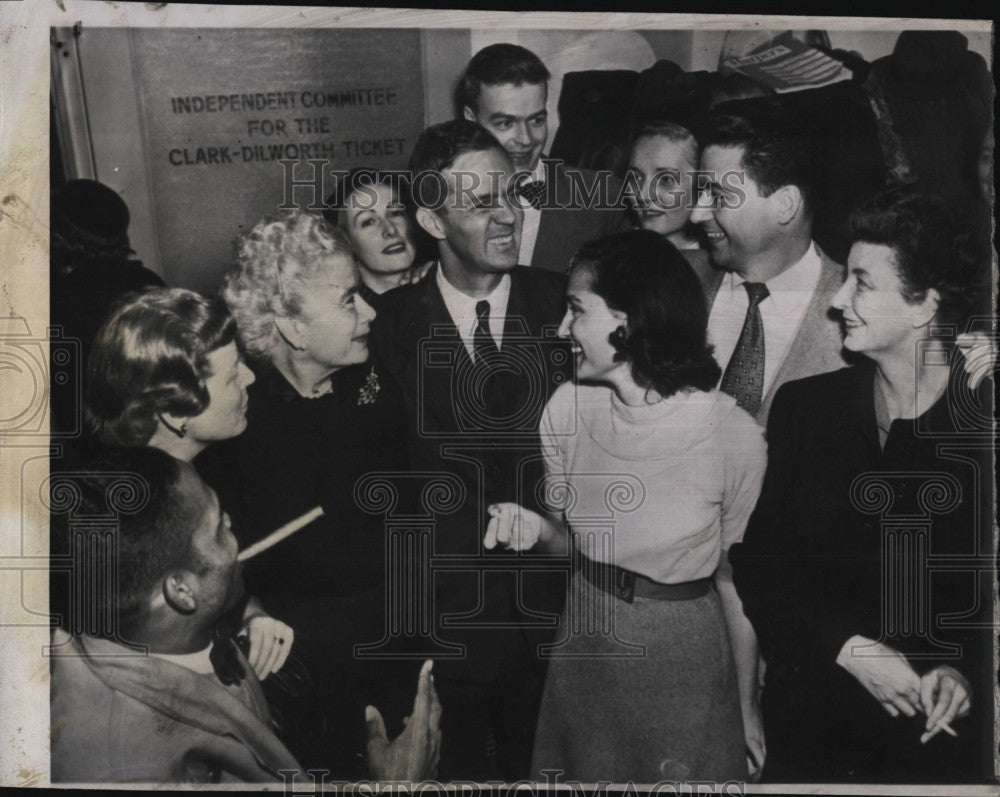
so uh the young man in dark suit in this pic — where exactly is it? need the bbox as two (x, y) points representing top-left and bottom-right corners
(460, 43), (627, 273)
(370, 119), (571, 781)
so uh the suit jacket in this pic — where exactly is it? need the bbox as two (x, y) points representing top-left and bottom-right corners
(50, 630), (299, 783)
(529, 160), (629, 273)
(728, 364), (995, 782)
(686, 243), (851, 425)
(370, 265), (571, 682)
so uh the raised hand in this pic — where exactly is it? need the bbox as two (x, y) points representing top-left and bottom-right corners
(365, 660), (442, 781)
(483, 502), (548, 551)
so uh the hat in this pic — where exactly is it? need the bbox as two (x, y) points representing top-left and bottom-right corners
(870, 31), (992, 102)
(52, 179), (130, 247)
(633, 59), (704, 124)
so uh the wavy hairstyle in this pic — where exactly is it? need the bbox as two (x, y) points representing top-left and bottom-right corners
(85, 288), (236, 448)
(848, 186), (991, 330)
(222, 210), (354, 362)
(571, 229), (721, 399)
(322, 167), (437, 268)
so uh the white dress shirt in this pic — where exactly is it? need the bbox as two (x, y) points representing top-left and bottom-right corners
(436, 264), (512, 362)
(151, 644), (215, 674)
(516, 160), (546, 266)
(707, 243), (823, 397)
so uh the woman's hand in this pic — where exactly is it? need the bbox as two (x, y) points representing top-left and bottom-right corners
(836, 636), (921, 717)
(390, 262), (433, 289)
(483, 503), (550, 551)
(919, 665), (971, 743)
(239, 614), (294, 680)
(407, 261), (434, 285)
(742, 696), (766, 781)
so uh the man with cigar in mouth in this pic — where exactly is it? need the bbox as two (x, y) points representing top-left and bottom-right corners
(50, 447), (441, 784)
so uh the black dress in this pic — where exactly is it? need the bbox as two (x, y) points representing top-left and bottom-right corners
(197, 359), (419, 776)
(729, 362), (995, 783)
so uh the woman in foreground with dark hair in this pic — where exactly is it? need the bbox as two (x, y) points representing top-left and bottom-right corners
(485, 229), (766, 782)
(728, 187), (995, 783)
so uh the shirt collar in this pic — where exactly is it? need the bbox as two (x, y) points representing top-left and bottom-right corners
(730, 241), (823, 313)
(529, 157), (547, 183)
(435, 262), (512, 336)
(150, 644), (215, 675)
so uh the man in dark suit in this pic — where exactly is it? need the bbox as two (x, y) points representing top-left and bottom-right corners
(370, 120), (571, 781)
(688, 102), (851, 426)
(460, 43), (627, 273)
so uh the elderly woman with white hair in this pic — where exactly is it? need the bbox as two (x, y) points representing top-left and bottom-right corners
(199, 209), (417, 776)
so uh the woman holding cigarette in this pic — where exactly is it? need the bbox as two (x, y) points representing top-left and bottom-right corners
(729, 187), (995, 782)
(485, 230), (767, 782)
(84, 288), (294, 682)
(212, 209), (416, 776)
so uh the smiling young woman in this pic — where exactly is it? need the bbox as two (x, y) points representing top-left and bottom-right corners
(484, 229), (768, 783)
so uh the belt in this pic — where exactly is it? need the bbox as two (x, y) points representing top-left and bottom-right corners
(577, 553), (712, 604)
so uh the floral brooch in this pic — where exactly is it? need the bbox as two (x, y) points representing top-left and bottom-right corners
(357, 365), (381, 406)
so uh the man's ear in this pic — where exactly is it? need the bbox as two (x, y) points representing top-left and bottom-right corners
(773, 184), (804, 226)
(163, 570), (198, 615)
(416, 207), (447, 241)
(273, 315), (306, 351)
(462, 105), (476, 123)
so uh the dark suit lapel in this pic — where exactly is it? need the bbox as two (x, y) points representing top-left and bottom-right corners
(505, 270), (570, 421)
(502, 273), (537, 414)
(395, 266), (470, 433)
(530, 162), (589, 272)
(684, 249), (725, 308)
(529, 162), (562, 269)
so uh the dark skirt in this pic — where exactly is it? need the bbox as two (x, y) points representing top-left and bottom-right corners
(531, 572), (747, 783)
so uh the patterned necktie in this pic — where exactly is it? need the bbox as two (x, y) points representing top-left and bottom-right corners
(474, 300), (500, 364)
(516, 180), (547, 210)
(720, 281), (770, 416)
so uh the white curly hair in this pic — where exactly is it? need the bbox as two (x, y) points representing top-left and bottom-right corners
(222, 210), (355, 362)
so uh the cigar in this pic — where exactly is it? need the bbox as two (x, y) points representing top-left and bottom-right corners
(237, 506), (325, 562)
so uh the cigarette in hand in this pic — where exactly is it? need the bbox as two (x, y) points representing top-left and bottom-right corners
(237, 506), (325, 562)
(920, 718), (958, 744)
